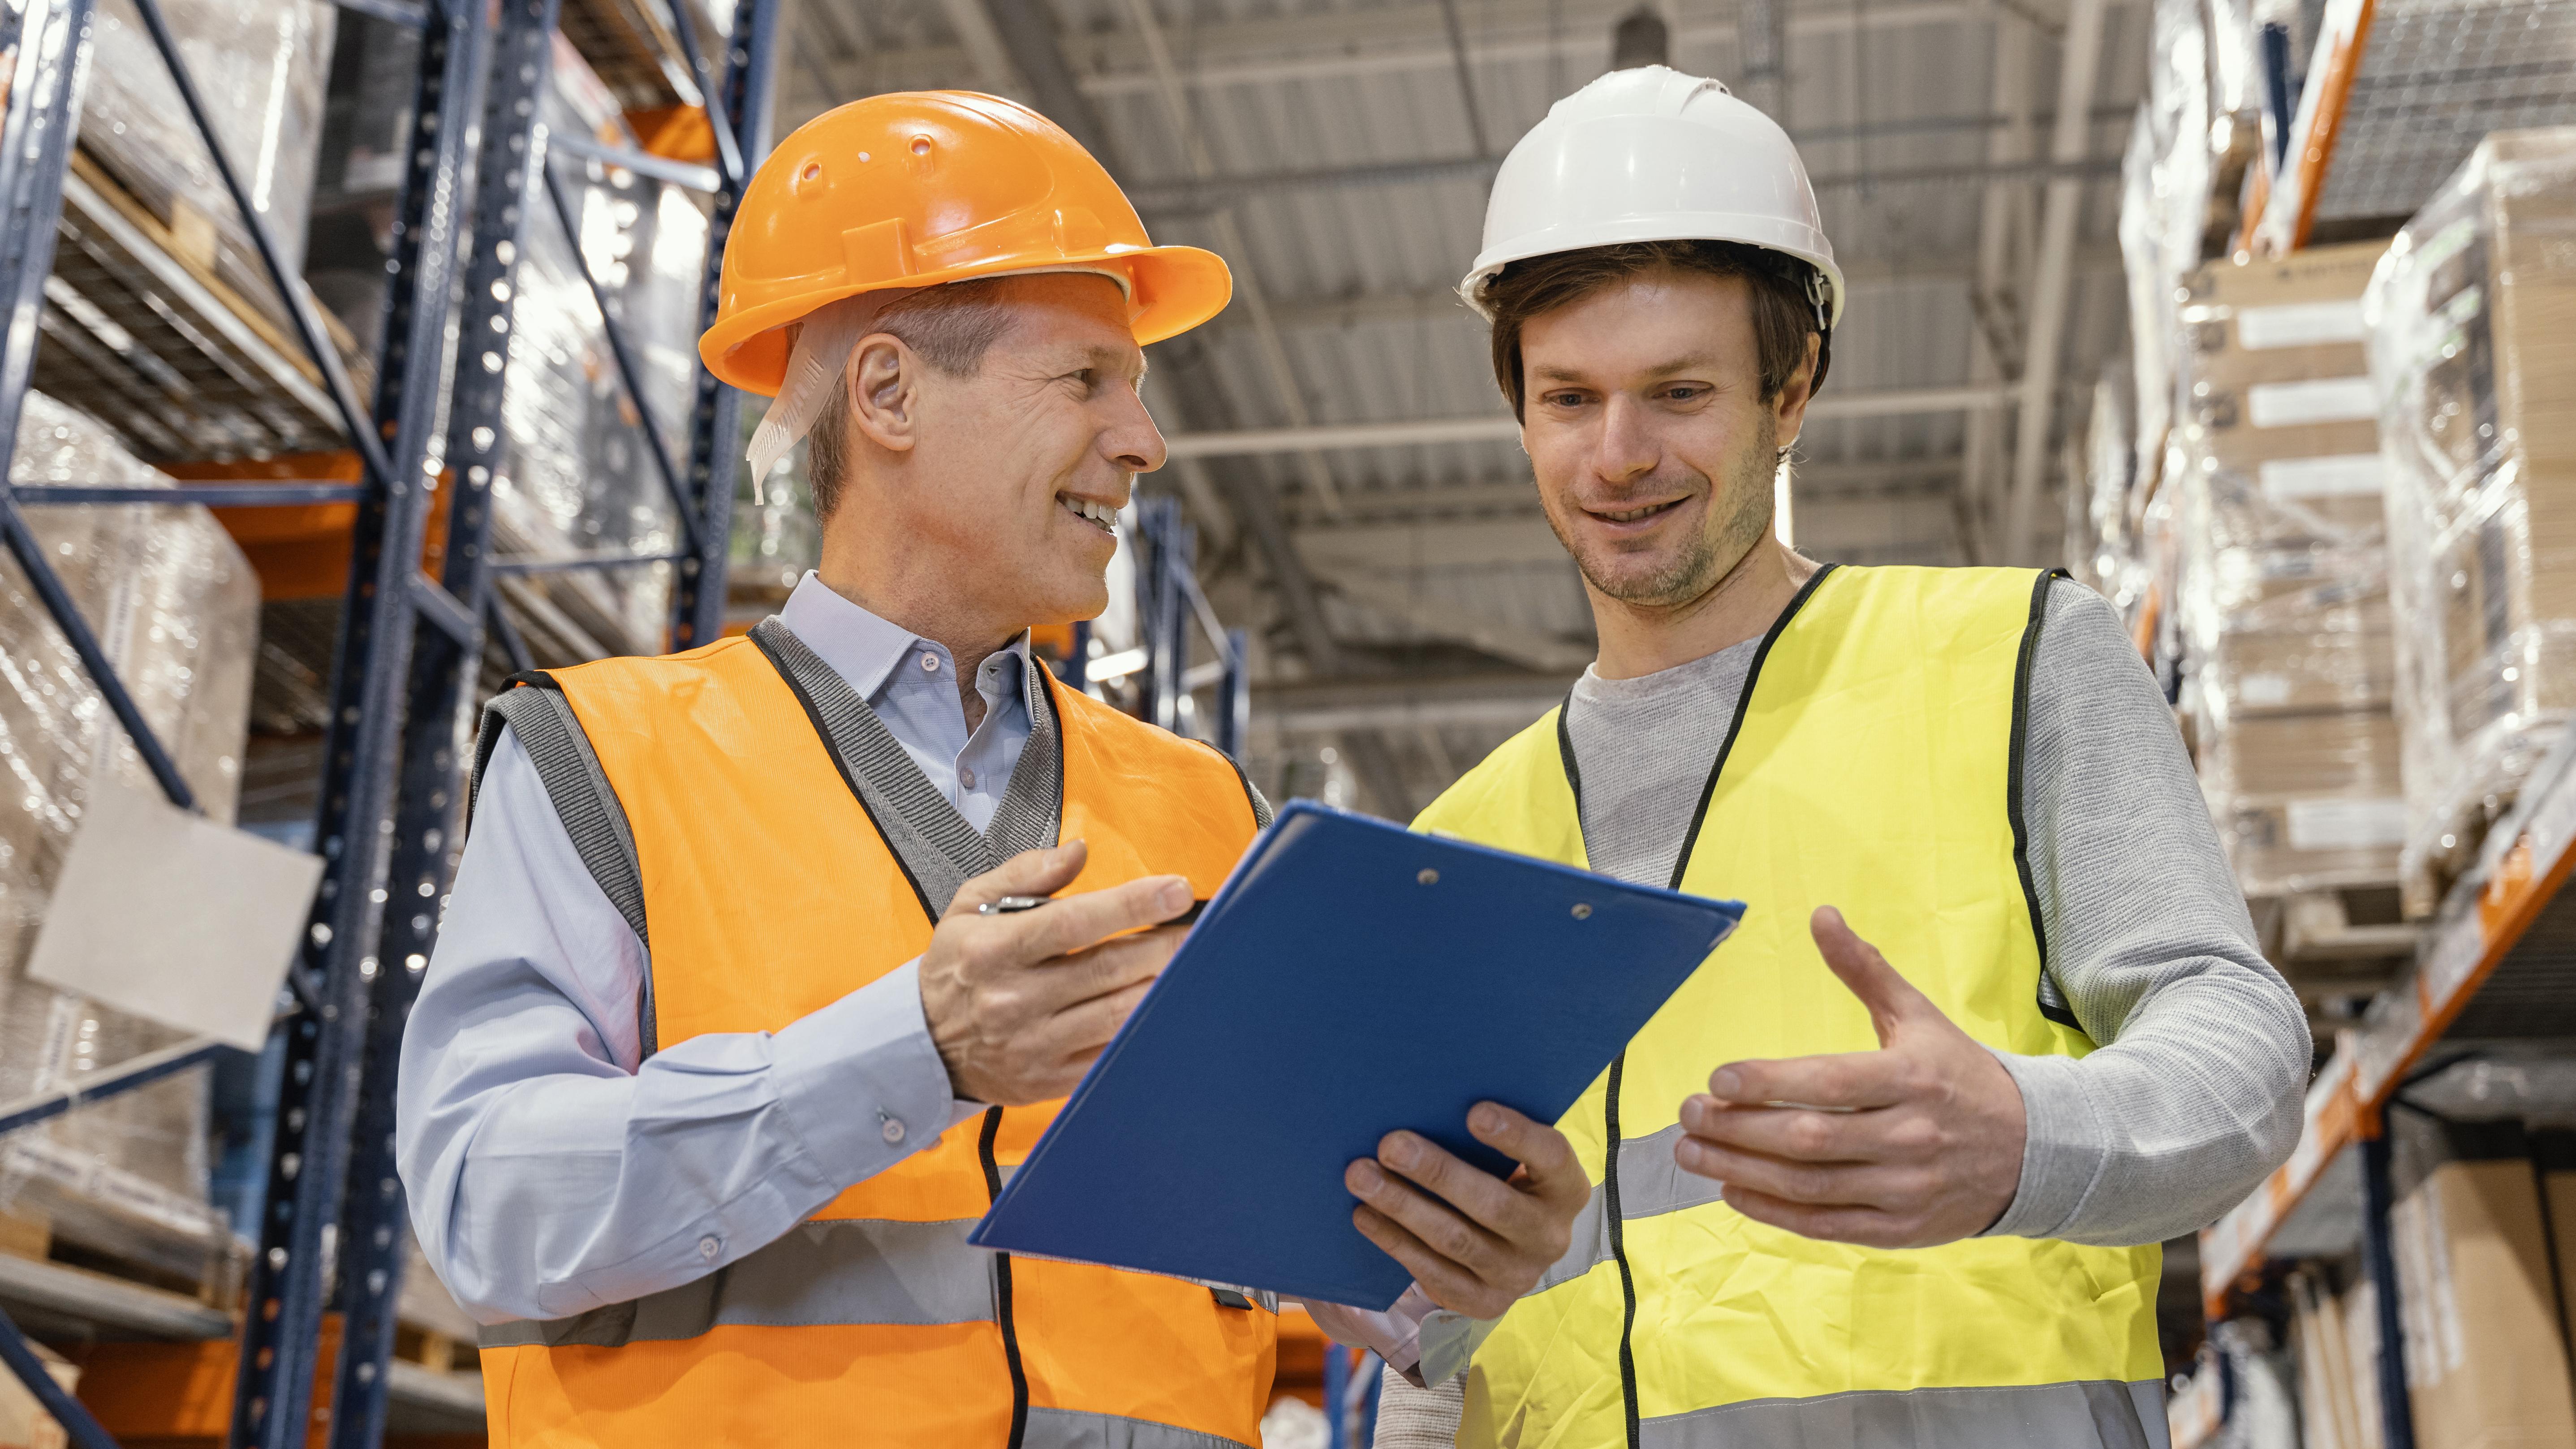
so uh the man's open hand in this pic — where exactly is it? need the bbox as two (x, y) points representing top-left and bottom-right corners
(920, 841), (1193, 1106)
(1345, 1104), (1592, 1319)
(1672, 906), (2027, 1247)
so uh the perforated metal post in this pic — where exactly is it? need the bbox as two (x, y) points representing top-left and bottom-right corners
(670, 0), (783, 650)
(311, 1), (554, 1440)
(228, 0), (489, 1440)
(2361, 1128), (2417, 1449)
(1217, 627), (1248, 760)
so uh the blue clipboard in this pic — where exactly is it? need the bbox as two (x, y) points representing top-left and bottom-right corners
(970, 800), (1744, 1310)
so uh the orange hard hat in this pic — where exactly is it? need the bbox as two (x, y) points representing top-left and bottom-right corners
(699, 91), (1232, 396)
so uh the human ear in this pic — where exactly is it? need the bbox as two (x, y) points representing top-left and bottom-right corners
(1771, 332), (1821, 449)
(848, 334), (919, 453)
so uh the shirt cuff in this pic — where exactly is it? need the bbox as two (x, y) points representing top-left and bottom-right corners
(768, 958), (978, 1183)
(1301, 1285), (1499, 1387)
(1982, 1049), (2109, 1240)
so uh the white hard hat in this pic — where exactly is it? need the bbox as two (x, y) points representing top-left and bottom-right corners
(1459, 66), (1845, 333)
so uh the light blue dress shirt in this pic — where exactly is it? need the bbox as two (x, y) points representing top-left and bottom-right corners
(394, 574), (1034, 1324)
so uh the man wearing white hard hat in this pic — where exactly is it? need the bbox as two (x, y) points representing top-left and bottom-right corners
(1353, 68), (2308, 1448)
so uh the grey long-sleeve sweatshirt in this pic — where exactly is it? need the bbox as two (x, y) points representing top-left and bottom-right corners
(1371, 576), (2309, 1443)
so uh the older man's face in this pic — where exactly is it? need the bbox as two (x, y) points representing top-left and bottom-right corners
(899, 274), (1163, 627)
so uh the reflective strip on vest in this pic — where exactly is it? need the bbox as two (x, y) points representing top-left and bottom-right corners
(1639, 1379), (2170, 1449)
(1022, 1406), (1257, 1448)
(1420, 565), (2166, 1449)
(1532, 1124), (1722, 1294)
(478, 1218), (995, 1348)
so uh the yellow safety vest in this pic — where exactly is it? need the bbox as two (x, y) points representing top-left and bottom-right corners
(1417, 564), (2165, 1449)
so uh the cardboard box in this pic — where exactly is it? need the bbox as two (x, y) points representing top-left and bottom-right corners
(2545, 1167), (2576, 1353)
(2178, 241), (2393, 550)
(2203, 708), (2406, 895)
(0, 1342), (77, 1449)
(2180, 240), (2392, 393)
(2391, 1159), (2576, 1449)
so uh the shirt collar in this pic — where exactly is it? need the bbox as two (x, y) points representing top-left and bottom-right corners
(777, 572), (1034, 704)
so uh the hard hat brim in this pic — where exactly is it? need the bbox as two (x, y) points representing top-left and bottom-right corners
(699, 242), (1235, 397)
(1457, 220), (1847, 330)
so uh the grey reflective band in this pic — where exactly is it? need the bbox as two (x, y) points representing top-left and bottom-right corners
(751, 617), (1068, 915)
(1531, 1123), (1725, 1295)
(472, 680), (646, 950)
(478, 1217), (995, 1349)
(990, 652), (1065, 860)
(1021, 1406), (1255, 1449)
(472, 677), (659, 1056)
(1639, 1379), (2169, 1449)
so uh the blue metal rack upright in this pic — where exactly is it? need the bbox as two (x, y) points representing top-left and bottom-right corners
(0, 0), (780, 1440)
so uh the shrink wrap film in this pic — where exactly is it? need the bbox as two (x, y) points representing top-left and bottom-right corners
(2368, 127), (2576, 903)
(0, 392), (255, 1267)
(79, 0), (334, 320)
(486, 38), (702, 660)
(2175, 243), (2403, 897)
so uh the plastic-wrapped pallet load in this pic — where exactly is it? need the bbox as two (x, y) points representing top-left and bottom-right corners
(0, 391), (255, 1277)
(78, 0), (335, 319)
(2175, 242), (2407, 899)
(487, 36), (698, 662)
(2369, 127), (2576, 912)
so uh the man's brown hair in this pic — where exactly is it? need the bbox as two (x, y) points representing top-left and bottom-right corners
(1480, 240), (1824, 420)
(803, 277), (1025, 522)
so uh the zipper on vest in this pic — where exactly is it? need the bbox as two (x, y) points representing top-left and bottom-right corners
(1603, 1054), (1642, 1449)
(979, 1107), (1031, 1449)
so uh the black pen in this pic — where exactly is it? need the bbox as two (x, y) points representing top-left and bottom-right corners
(978, 894), (1208, 925)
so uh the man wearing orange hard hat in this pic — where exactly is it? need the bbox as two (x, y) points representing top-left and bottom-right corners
(395, 91), (1589, 1448)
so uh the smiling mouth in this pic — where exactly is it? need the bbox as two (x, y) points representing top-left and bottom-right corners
(1059, 493), (1119, 534)
(1585, 498), (1685, 524)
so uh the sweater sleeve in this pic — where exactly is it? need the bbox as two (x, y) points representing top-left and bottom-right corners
(1372, 1362), (1467, 1448)
(1980, 579), (2312, 1246)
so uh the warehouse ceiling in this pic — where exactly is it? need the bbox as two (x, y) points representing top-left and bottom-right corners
(775, 0), (2147, 815)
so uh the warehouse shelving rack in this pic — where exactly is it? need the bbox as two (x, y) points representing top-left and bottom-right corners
(0, 0), (779, 1440)
(2198, 722), (2576, 1448)
(2176, 2), (2576, 1441)
(1123, 496), (1252, 759)
(2242, 0), (2576, 256)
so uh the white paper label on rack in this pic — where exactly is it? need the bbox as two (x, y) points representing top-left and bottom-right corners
(2286, 796), (2408, 850)
(2247, 377), (2379, 428)
(2258, 454), (2385, 499)
(2423, 916), (2486, 1008)
(2529, 768), (2576, 869)
(2237, 673), (2294, 707)
(2236, 299), (2368, 349)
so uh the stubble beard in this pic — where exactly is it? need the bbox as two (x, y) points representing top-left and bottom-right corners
(1553, 413), (1781, 609)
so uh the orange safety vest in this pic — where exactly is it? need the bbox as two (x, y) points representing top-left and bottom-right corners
(472, 630), (1277, 1448)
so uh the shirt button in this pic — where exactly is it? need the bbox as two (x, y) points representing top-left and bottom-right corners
(881, 1115), (907, 1145)
(920, 653), (939, 673)
(697, 1235), (721, 1261)
(959, 766), (978, 789)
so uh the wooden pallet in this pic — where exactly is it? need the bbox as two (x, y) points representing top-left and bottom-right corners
(2273, 883), (2419, 965)
(34, 151), (363, 465)
(0, 1184), (243, 1316)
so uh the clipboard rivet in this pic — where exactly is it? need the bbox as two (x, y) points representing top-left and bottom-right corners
(1572, 903), (1593, 919)
(1417, 868), (1439, 886)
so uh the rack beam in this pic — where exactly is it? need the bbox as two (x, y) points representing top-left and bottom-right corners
(2245, 0), (2378, 254)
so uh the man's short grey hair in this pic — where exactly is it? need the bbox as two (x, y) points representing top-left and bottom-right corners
(805, 277), (1023, 522)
